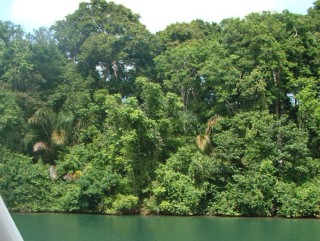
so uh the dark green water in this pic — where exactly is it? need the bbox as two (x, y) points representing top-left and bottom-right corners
(12, 213), (320, 241)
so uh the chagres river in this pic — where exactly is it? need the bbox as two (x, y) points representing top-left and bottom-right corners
(12, 213), (320, 241)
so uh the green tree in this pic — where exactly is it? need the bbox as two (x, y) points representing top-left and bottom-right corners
(156, 20), (220, 49)
(210, 160), (276, 216)
(52, 0), (155, 95)
(27, 28), (66, 98)
(220, 12), (310, 116)
(0, 147), (59, 212)
(0, 90), (26, 152)
(210, 111), (317, 182)
(295, 77), (320, 157)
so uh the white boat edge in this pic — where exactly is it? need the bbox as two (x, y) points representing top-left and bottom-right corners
(0, 196), (24, 241)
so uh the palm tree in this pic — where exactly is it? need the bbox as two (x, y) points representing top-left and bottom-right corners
(28, 106), (74, 163)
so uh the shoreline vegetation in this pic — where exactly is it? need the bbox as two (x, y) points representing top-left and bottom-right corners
(2, 0), (320, 218)
(10, 210), (320, 219)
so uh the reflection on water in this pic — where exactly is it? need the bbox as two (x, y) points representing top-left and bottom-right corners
(12, 213), (320, 241)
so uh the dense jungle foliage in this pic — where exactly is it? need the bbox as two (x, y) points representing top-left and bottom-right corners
(1, 0), (320, 217)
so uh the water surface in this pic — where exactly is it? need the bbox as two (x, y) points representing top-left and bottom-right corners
(12, 213), (320, 241)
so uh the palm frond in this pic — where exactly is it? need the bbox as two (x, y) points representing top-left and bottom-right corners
(51, 130), (66, 145)
(33, 141), (49, 152)
(196, 134), (211, 152)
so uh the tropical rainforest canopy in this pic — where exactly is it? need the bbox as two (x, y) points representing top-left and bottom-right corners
(1, 0), (320, 217)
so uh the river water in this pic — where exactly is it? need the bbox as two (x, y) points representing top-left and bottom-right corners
(12, 213), (320, 241)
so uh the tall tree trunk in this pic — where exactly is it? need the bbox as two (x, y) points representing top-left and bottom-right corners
(273, 70), (281, 116)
